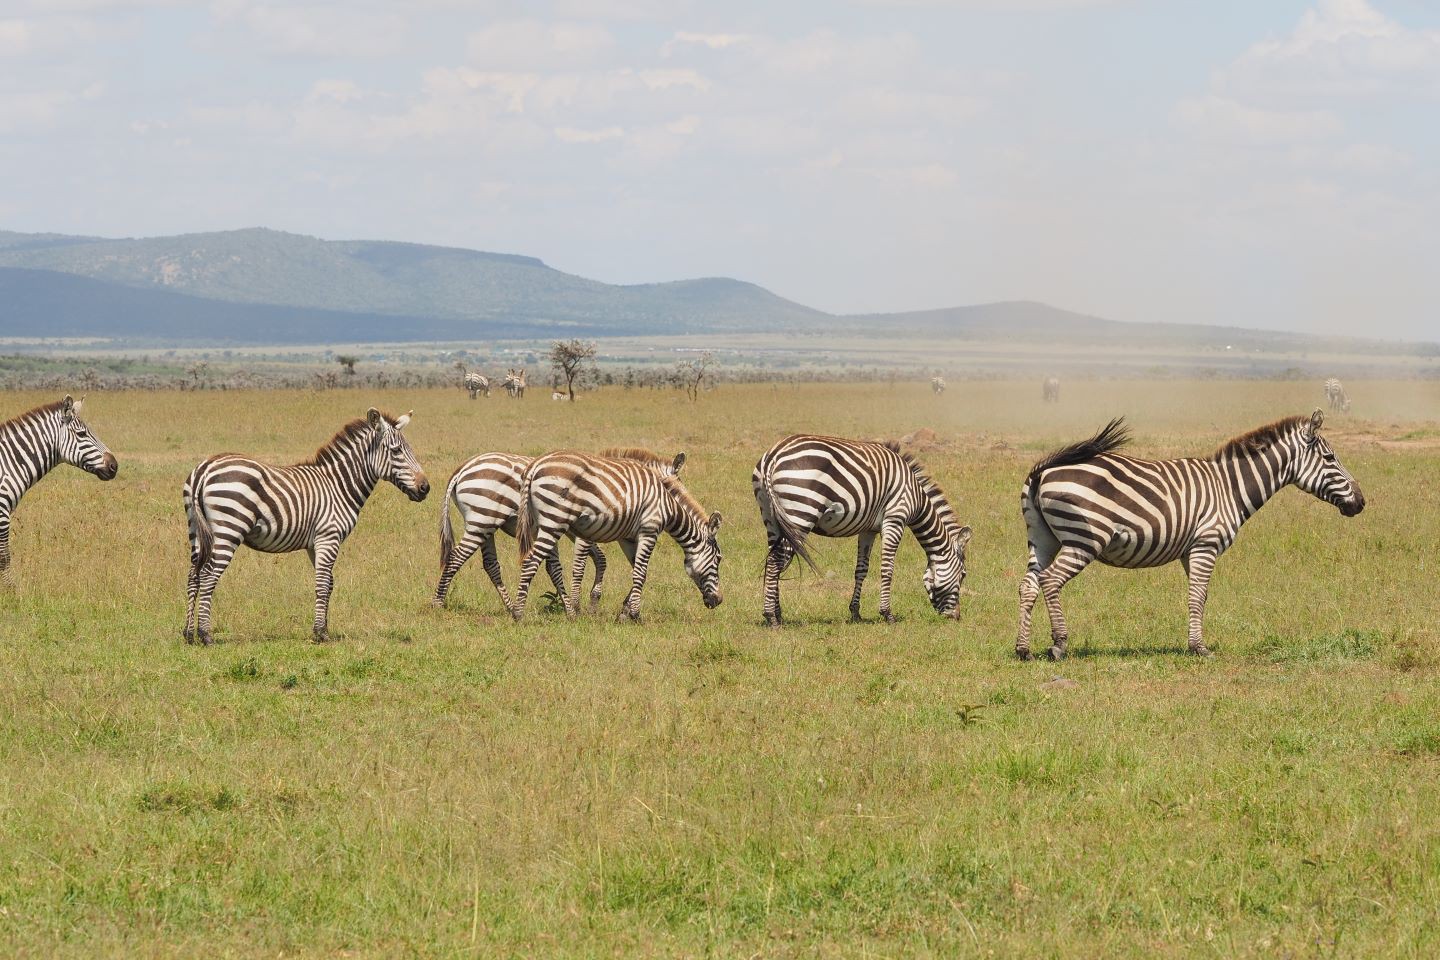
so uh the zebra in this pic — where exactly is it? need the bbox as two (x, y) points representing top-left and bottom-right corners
(751, 435), (971, 626)
(462, 368), (490, 399)
(510, 451), (722, 621)
(1, 395), (118, 587)
(1016, 410), (1365, 661)
(551, 391), (571, 401)
(433, 447), (684, 612)
(1324, 378), (1351, 413)
(931, 377), (946, 395)
(182, 408), (430, 644)
(1043, 377), (1060, 403)
(504, 369), (527, 399)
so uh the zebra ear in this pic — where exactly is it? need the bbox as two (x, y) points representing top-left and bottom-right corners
(366, 407), (382, 429)
(672, 452), (686, 476)
(62, 394), (75, 415)
(1304, 408), (1324, 441)
(395, 410), (412, 430)
(956, 526), (972, 549)
(708, 511), (723, 531)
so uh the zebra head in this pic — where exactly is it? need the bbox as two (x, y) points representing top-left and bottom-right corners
(682, 511), (724, 609)
(1292, 409), (1364, 517)
(56, 395), (118, 481)
(367, 408), (430, 502)
(921, 525), (971, 619)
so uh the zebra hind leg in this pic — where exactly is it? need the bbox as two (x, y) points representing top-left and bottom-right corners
(617, 533), (658, 623)
(433, 524), (485, 608)
(192, 543), (240, 646)
(586, 543), (606, 612)
(1037, 545), (1094, 661)
(477, 534), (511, 610)
(762, 538), (795, 627)
(0, 512), (13, 589)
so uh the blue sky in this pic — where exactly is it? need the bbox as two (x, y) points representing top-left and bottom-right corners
(2, 0), (1437, 338)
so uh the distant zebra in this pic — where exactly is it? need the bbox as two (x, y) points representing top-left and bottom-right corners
(551, 391), (570, 401)
(462, 368), (490, 399)
(752, 435), (971, 625)
(511, 451), (722, 621)
(182, 409), (430, 644)
(931, 377), (946, 395)
(1043, 377), (1060, 403)
(1017, 411), (1364, 661)
(1, 396), (118, 587)
(504, 369), (527, 399)
(433, 447), (684, 612)
(1324, 378), (1351, 413)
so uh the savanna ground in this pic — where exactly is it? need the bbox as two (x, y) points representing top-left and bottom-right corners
(1, 379), (1438, 958)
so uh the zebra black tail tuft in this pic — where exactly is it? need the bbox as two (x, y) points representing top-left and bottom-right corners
(1026, 417), (1131, 501)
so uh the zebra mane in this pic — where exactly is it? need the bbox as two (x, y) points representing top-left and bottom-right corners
(1212, 415), (1308, 460)
(898, 450), (960, 524)
(659, 473), (711, 527)
(1, 400), (65, 433)
(304, 413), (399, 466)
(599, 446), (670, 467)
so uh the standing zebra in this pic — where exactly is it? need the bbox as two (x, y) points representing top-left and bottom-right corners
(1, 396), (118, 587)
(433, 447), (684, 612)
(931, 377), (947, 395)
(462, 368), (490, 399)
(752, 435), (971, 625)
(1043, 377), (1060, 403)
(1324, 378), (1351, 413)
(510, 451), (722, 621)
(504, 369), (527, 399)
(182, 408), (429, 644)
(1016, 411), (1364, 660)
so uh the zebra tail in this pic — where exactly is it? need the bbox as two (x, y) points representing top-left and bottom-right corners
(439, 469), (461, 573)
(186, 471), (215, 572)
(757, 466), (816, 570)
(1025, 417), (1132, 502)
(516, 477), (539, 559)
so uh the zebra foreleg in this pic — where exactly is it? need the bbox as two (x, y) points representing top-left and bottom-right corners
(545, 553), (575, 616)
(618, 532), (659, 623)
(0, 512), (13, 589)
(433, 525), (485, 608)
(875, 519), (906, 624)
(762, 538), (795, 627)
(1037, 545), (1095, 660)
(1181, 547), (1219, 657)
(849, 531), (876, 622)
(510, 528), (562, 621)
(309, 537), (342, 642)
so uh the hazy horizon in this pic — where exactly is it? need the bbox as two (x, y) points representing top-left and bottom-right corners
(3, 0), (1438, 339)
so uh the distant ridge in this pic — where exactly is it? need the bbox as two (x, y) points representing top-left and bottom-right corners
(0, 228), (1430, 353)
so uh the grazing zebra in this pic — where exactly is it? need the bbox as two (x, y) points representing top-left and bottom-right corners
(182, 408), (430, 644)
(510, 451), (721, 621)
(1043, 377), (1060, 403)
(433, 447), (684, 612)
(1017, 411), (1364, 661)
(752, 435), (971, 625)
(1, 395), (118, 587)
(931, 377), (946, 395)
(1324, 378), (1351, 413)
(504, 369), (527, 399)
(462, 368), (490, 399)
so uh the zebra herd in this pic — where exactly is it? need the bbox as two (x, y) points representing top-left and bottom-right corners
(458, 367), (526, 399)
(2, 387), (1368, 659)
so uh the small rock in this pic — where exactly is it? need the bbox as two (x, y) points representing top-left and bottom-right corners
(1041, 677), (1079, 691)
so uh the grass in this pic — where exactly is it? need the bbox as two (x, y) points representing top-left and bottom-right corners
(0, 378), (1438, 957)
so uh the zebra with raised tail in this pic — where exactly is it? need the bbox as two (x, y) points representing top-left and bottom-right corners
(1, 395), (119, 587)
(1324, 378), (1351, 412)
(1017, 411), (1364, 660)
(511, 451), (721, 621)
(183, 408), (429, 644)
(433, 447), (684, 612)
(751, 435), (971, 625)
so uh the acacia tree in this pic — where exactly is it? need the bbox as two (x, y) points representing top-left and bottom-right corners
(678, 350), (715, 401)
(336, 355), (359, 376)
(549, 339), (597, 401)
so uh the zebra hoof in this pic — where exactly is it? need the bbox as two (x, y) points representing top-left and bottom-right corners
(763, 615), (782, 628)
(1047, 645), (1067, 662)
(312, 630), (329, 644)
(881, 612), (897, 625)
(1016, 648), (1033, 662)
(197, 631), (212, 647)
(1190, 645), (1213, 658)
(430, 596), (445, 609)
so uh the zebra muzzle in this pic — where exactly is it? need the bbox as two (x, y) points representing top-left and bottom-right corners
(95, 453), (119, 481)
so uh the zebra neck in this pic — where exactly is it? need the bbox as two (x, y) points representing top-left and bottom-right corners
(1217, 448), (1291, 522)
(908, 483), (955, 557)
(0, 412), (59, 494)
(662, 500), (704, 547)
(313, 438), (381, 508)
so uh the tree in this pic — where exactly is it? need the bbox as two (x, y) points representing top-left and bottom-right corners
(336, 355), (359, 376)
(548, 339), (597, 401)
(677, 350), (715, 401)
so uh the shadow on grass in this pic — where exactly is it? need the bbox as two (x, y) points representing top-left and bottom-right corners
(1064, 643), (1199, 660)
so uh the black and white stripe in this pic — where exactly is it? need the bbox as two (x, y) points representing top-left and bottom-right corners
(433, 448), (684, 612)
(931, 377), (946, 395)
(503, 369), (527, 399)
(1017, 410), (1365, 660)
(751, 435), (971, 625)
(182, 408), (430, 644)
(1324, 378), (1351, 412)
(0, 395), (118, 587)
(463, 369), (490, 399)
(510, 451), (721, 621)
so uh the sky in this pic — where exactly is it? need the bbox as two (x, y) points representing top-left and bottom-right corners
(1, 0), (1438, 339)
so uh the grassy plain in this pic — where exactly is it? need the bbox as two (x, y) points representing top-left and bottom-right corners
(1, 379), (1438, 957)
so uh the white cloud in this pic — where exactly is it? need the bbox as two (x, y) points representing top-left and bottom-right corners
(554, 124), (623, 143)
(306, 78), (364, 103)
(466, 20), (614, 70)
(1221, 0), (1440, 99)
(210, 1), (407, 58)
(1172, 95), (1343, 144)
(662, 31), (754, 56)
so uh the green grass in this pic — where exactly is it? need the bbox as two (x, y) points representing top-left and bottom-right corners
(1, 379), (1438, 957)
